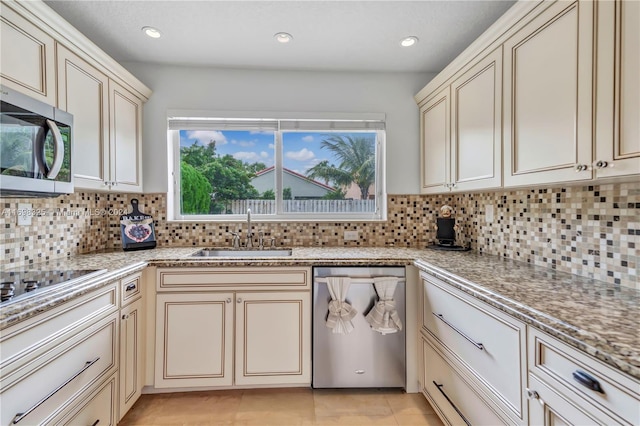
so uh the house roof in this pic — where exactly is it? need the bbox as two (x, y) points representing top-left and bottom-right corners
(254, 166), (335, 191)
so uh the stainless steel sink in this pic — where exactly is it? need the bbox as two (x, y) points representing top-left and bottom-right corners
(190, 248), (293, 257)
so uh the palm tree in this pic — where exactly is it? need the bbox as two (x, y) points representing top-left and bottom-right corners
(306, 135), (375, 199)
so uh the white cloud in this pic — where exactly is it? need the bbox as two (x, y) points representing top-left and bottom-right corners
(231, 139), (256, 147)
(302, 135), (314, 143)
(268, 143), (275, 149)
(260, 151), (269, 158)
(285, 148), (315, 162)
(233, 151), (262, 162)
(186, 130), (227, 145)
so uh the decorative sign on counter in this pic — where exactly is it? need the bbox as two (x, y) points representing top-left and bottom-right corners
(120, 199), (157, 251)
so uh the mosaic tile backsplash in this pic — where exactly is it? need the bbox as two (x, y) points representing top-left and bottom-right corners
(1, 181), (638, 288)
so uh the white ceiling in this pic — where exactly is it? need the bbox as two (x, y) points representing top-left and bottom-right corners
(44, 0), (515, 73)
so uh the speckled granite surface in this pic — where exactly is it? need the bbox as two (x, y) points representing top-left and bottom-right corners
(1, 247), (638, 381)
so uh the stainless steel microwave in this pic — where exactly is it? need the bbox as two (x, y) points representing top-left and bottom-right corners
(0, 85), (73, 197)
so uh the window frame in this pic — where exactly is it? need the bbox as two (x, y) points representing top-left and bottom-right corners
(167, 110), (386, 222)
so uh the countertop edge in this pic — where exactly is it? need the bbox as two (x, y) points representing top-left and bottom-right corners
(413, 259), (640, 382)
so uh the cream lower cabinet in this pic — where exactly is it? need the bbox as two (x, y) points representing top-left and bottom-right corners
(419, 270), (526, 425)
(503, 0), (594, 186)
(527, 327), (640, 425)
(0, 283), (119, 426)
(118, 271), (144, 421)
(155, 292), (234, 388)
(154, 267), (311, 389)
(235, 292), (310, 386)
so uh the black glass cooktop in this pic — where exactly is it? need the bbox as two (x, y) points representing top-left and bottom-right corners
(0, 269), (106, 304)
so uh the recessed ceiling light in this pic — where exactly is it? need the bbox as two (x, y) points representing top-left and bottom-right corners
(142, 26), (162, 39)
(274, 32), (293, 43)
(400, 36), (419, 47)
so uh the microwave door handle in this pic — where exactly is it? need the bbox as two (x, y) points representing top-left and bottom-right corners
(45, 119), (64, 179)
(34, 125), (49, 176)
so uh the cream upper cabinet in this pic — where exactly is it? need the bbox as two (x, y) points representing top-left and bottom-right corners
(235, 291), (311, 386)
(419, 47), (502, 194)
(450, 47), (503, 191)
(503, 0), (594, 186)
(109, 80), (143, 192)
(594, 0), (640, 178)
(420, 87), (450, 193)
(0, 3), (56, 105)
(57, 45), (111, 191)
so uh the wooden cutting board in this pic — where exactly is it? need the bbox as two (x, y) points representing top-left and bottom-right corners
(120, 198), (157, 251)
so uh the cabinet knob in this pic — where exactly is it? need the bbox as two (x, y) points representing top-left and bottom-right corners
(122, 314), (129, 320)
(236, 298), (243, 304)
(594, 160), (611, 169)
(526, 388), (545, 407)
(575, 164), (588, 172)
(226, 298), (232, 304)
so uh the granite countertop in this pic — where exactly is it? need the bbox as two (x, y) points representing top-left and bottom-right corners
(1, 246), (638, 381)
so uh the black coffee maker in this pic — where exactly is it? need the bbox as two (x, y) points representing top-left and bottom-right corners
(428, 205), (470, 251)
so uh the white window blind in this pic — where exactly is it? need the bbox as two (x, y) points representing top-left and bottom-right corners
(168, 118), (279, 131)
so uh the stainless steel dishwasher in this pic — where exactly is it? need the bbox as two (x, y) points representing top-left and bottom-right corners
(313, 266), (406, 388)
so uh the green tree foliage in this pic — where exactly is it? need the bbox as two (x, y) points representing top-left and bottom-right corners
(180, 162), (212, 214)
(180, 141), (260, 214)
(261, 189), (275, 200)
(283, 187), (292, 200)
(306, 135), (375, 199)
(322, 189), (346, 200)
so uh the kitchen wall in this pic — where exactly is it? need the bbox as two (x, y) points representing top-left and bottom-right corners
(120, 62), (433, 195)
(2, 181), (638, 289)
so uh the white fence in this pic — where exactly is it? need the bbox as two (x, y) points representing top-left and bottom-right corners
(228, 199), (375, 214)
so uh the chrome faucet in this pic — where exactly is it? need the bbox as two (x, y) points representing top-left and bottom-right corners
(246, 208), (253, 247)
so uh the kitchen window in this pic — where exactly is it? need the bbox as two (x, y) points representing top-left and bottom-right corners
(168, 112), (386, 221)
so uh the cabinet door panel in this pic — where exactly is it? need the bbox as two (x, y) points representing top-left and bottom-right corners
(235, 292), (310, 386)
(504, 1), (593, 186)
(57, 45), (110, 190)
(0, 5), (56, 105)
(451, 47), (502, 191)
(109, 81), (142, 191)
(155, 293), (233, 388)
(595, 0), (640, 178)
(420, 87), (450, 193)
(119, 298), (143, 420)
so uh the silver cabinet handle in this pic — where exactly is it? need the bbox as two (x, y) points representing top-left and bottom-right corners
(91, 420), (100, 426)
(125, 283), (137, 292)
(594, 160), (611, 169)
(575, 164), (589, 172)
(433, 313), (484, 350)
(226, 298), (232, 304)
(237, 298), (243, 304)
(433, 381), (470, 426)
(12, 357), (100, 424)
(122, 314), (129, 320)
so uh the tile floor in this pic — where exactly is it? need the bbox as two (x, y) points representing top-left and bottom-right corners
(118, 388), (444, 425)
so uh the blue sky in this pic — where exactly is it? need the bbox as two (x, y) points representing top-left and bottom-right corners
(179, 130), (375, 176)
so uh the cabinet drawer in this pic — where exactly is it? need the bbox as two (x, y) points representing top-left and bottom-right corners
(157, 267), (311, 291)
(421, 273), (526, 419)
(0, 283), (118, 375)
(421, 336), (508, 425)
(0, 313), (118, 426)
(50, 374), (117, 426)
(120, 272), (142, 306)
(529, 327), (640, 425)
